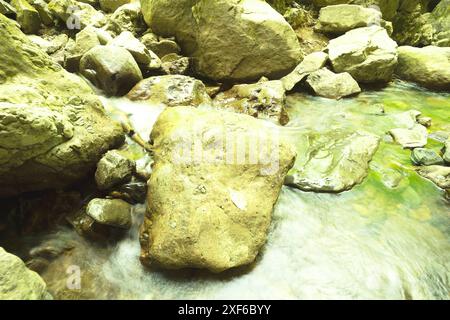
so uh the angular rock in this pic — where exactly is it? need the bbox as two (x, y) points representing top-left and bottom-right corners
(80, 45), (143, 96)
(48, 0), (106, 30)
(389, 124), (428, 149)
(29, 0), (53, 26)
(95, 150), (135, 190)
(110, 178), (147, 204)
(395, 46), (450, 91)
(139, 106), (296, 272)
(281, 51), (328, 91)
(0, 15), (124, 197)
(127, 75), (211, 107)
(411, 148), (444, 166)
(285, 130), (380, 193)
(142, 0), (302, 82)
(316, 4), (383, 34)
(105, 2), (146, 36)
(99, 0), (130, 13)
(327, 26), (398, 83)
(1, 0), (17, 18)
(306, 68), (361, 99)
(109, 31), (151, 65)
(64, 26), (100, 72)
(214, 79), (289, 125)
(161, 53), (191, 75)
(141, 34), (181, 59)
(86, 198), (132, 229)
(417, 165), (450, 189)
(11, 0), (41, 34)
(0, 247), (51, 300)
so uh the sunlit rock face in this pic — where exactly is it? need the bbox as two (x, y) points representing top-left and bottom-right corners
(0, 247), (51, 300)
(395, 46), (450, 91)
(140, 107), (296, 272)
(0, 14), (124, 197)
(327, 26), (398, 83)
(141, 0), (302, 82)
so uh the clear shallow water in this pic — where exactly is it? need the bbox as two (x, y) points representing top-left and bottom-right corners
(6, 80), (450, 299)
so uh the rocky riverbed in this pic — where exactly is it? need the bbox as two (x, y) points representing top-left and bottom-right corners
(0, 0), (449, 300)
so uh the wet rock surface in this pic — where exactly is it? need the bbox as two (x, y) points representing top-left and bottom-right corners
(306, 68), (361, 99)
(214, 79), (289, 125)
(127, 75), (211, 107)
(286, 130), (380, 193)
(95, 150), (135, 191)
(139, 106), (296, 272)
(0, 247), (51, 299)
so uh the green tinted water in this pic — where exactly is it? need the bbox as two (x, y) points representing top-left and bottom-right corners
(10, 80), (450, 299)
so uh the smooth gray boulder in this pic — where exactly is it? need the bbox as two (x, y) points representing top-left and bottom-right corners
(80, 45), (143, 96)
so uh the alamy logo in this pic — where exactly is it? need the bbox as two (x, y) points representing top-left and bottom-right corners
(171, 129), (281, 176)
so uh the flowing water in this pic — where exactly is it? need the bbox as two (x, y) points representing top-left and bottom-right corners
(2, 80), (449, 299)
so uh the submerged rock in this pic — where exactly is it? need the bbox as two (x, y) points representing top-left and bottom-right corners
(0, 247), (51, 300)
(213, 79), (289, 125)
(127, 75), (211, 107)
(327, 26), (398, 83)
(285, 130), (380, 193)
(80, 45), (143, 96)
(389, 124), (428, 149)
(140, 106), (296, 272)
(306, 68), (361, 99)
(141, 0), (302, 82)
(411, 148), (444, 166)
(395, 46), (450, 91)
(0, 15), (124, 197)
(281, 51), (329, 91)
(95, 150), (135, 190)
(417, 165), (450, 189)
(316, 4), (383, 34)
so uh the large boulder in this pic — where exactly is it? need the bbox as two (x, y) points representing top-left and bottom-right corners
(141, 0), (302, 82)
(395, 46), (450, 91)
(48, 0), (106, 30)
(285, 130), (379, 193)
(0, 247), (51, 299)
(11, 0), (41, 34)
(316, 4), (383, 34)
(80, 45), (143, 96)
(0, 14), (124, 197)
(327, 25), (398, 83)
(127, 75), (212, 107)
(139, 106), (296, 272)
